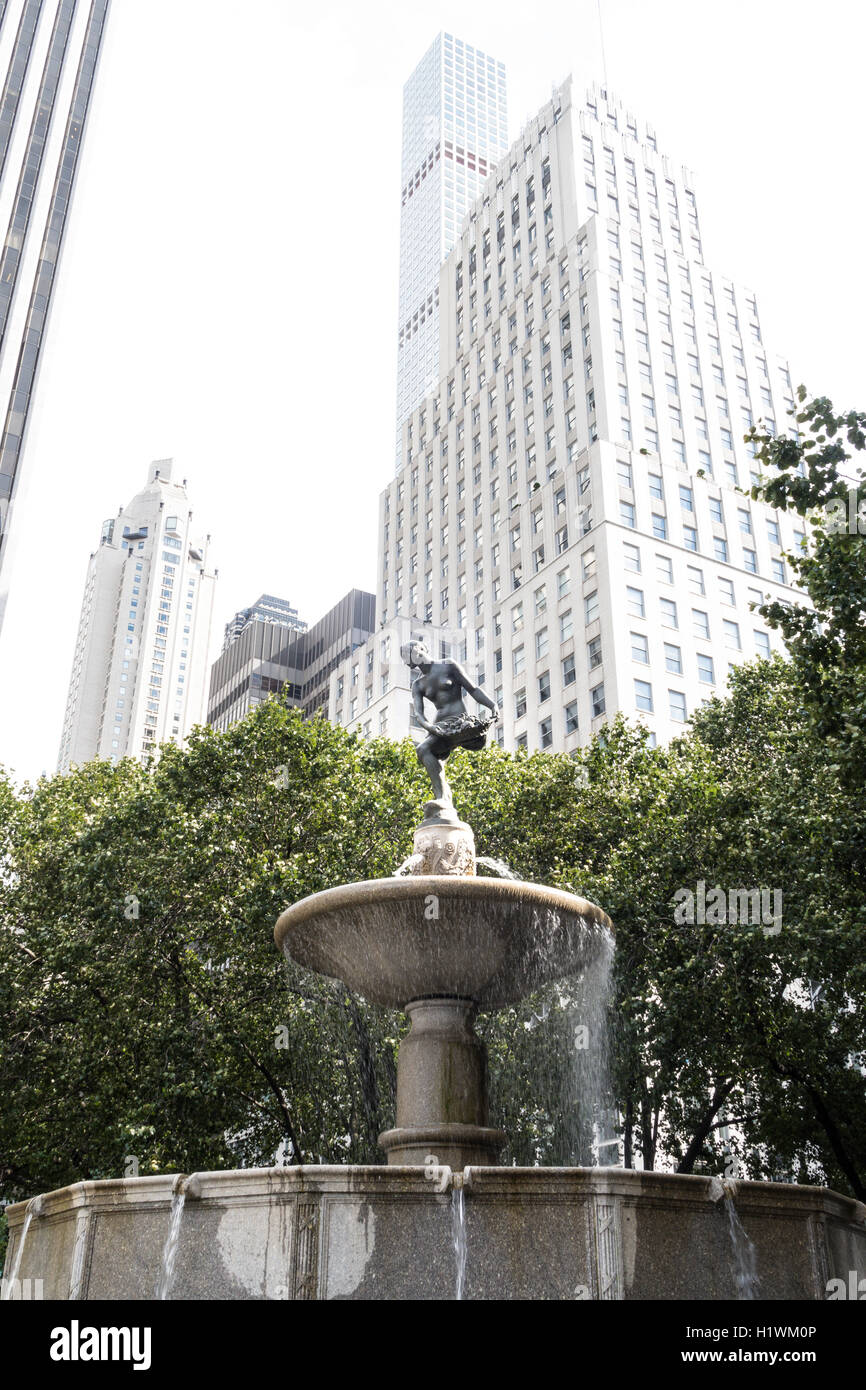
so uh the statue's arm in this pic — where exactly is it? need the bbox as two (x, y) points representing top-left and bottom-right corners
(452, 662), (499, 719)
(412, 678), (435, 733)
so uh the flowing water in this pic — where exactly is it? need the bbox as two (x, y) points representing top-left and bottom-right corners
(562, 925), (616, 1166)
(155, 1189), (186, 1300)
(475, 856), (517, 879)
(451, 1185), (467, 1300)
(393, 854), (424, 877)
(2, 1207), (33, 1299)
(723, 1189), (760, 1299)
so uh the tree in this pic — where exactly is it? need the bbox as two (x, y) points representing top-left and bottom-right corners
(746, 387), (866, 777)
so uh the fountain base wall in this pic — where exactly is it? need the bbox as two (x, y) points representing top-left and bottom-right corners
(4, 1167), (864, 1301)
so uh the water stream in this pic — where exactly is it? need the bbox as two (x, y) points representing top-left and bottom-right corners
(392, 854), (424, 876)
(155, 1189), (186, 1300)
(2, 1207), (33, 1299)
(723, 1188), (760, 1299)
(566, 926), (616, 1166)
(451, 1185), (467, 1300)
(475, 856), (517, 879)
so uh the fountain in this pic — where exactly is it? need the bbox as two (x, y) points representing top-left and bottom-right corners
(3, 658), (866, 1297)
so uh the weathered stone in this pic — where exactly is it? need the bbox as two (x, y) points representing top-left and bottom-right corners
(4, 1168), (864, 1301)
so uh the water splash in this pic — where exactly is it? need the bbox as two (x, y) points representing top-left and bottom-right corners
(2, 1204), (34, 1300)
(451, 1186), (467, 1300)
(566, 925), (616, 1166)
(723, 1187), (760, 1299)
(155, 1188), (186, 1299)
(393, 854), (425, 877)
(475, 856), (516, 878)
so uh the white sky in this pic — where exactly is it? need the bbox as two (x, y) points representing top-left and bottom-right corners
(0, 0), (863, 785)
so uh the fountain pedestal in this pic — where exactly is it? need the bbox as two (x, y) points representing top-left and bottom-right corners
(378, 997), (505, 1167)
(274, 871), (615, 1170)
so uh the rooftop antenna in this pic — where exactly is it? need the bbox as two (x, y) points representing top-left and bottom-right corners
(597, 0), (609, 90)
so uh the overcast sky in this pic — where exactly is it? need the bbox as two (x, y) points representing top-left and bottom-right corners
(0, 0), (863, 785)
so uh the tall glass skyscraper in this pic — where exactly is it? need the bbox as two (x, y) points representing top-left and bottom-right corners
(0, 0), (110, 636)
(395, 32), (507, 468)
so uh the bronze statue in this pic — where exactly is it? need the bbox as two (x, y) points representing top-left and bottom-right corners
(406, 637), (499, 809)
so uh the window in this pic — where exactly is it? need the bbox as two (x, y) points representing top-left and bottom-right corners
(587, 635), (602, 669)
(767, 518), (781, 547)
(563, 653), (576, 685)
(668, 689), (687, 722)
(540, 716), (553, 748)
(719, 577), (735, 605)
(659, 597), (678, 628)
(679, 485), (694, 512)
(557, 566), (571, 598)
(635, 679), (653, 712)
(627, 586), (645, 619)
(687, 565), (705, 595)
(771, 557), (786, 584)
(617, 459), (633, 489)
(560, 610), (574, 642)
(565, 701), (579, 734)
(692, 609), (710, 640)
(582, 547), (597, 580)
(743, 547), (757, 574)
(591, 683), (606, 717)
(648, 473), (663, 500)
(714, 537), (729, 563)
(683, 524), (698, 552)
(621, 500), (636, 528)
(536, 627), (550, 659)
(584, 590), (599, 624)
(754, 630), (771, 658)
(623, 542), (641, 572)
(631, 631), (649, 663)
(538, 671), (551, 703)
(656, 554), (673, 584)
(697, 653), (715, 684)
(664, 642), (682, 674)
(723, 618), (741, 650)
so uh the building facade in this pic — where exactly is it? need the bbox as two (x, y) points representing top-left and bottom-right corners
(333, 79), (805, 751)
(395, 31), (507, 467)
(221, 593), (306, 653)
(0, 0), (111, 635)
(58, 459), (216, 769)
(207, 588), (375, 734)
(207, 594), (307, 734)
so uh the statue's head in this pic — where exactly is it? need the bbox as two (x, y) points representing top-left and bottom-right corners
(405, 638), (432, 669)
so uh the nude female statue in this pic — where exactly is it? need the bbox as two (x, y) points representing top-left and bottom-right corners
(406, 638), (499, 807)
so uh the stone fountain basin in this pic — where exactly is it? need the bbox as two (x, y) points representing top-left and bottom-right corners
(274, 876), (614, 1009)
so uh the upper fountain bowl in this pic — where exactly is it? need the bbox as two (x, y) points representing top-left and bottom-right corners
(274, 876), (614, 1009)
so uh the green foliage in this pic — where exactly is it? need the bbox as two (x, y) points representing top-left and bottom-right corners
(746, 388), (866, 777)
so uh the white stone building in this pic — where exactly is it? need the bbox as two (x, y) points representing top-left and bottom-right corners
(334, 78), (807, 752)
(58, 460), (216, 770)
(395, 32), (508, 467)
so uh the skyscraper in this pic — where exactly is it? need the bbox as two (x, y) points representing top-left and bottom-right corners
(58, 460), (216, 770)
(395, 32), (507, 467)
(332, 79), (805, 750)
(0, 0), (111, 636)
(207, 588), (376, 735)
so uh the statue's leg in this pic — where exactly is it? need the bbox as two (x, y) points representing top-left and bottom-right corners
(417, 739), (450, 803)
